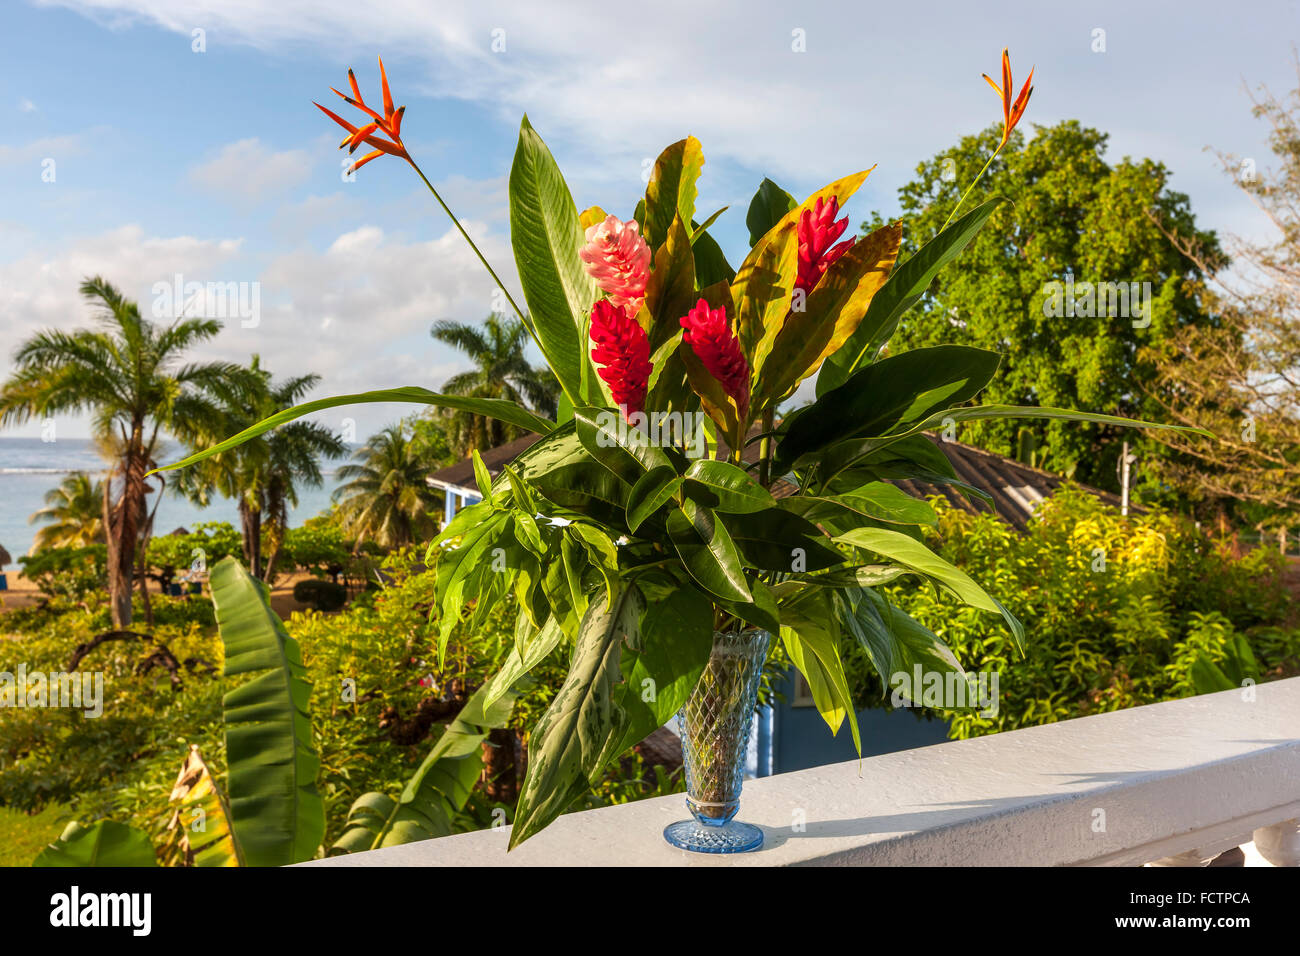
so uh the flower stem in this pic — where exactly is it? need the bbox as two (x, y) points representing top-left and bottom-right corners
(942, 144), (1002, 231)
(406, 158), (534, 338)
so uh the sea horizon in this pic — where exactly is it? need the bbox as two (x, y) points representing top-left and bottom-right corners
(0, 437), (348, 560)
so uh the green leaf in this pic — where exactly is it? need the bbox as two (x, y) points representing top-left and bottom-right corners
(34, 820), (158, 867)
(471, 449), (493, 499)
(509, 115), (598, 403)
(597, 581), (713, 766)
(481, 617), (565, 711)
(754, 220), (902, 404)
(151, 387), (554, 475)
(683, 458), (775, 513)
(779, 482), (938, 527)
(777, 345), (1001, 470)
(334, 683), (523, 853)
(692, 226), (736, 287)
(745, 178), (797, 248)
(779, 592), (860, 751)
(210, 556), (325, 866)
(719, 508), (845, 572)
(715, 575), (781, 633)
(626, 464), (683, 532)
(819, 197), (1007, 393)
(574, 405), (673, 485)
(840, 588), (968, 704)
(510, 583), (643, 848)
(643, 137), (705, 250)
(835, 527), (1025, 653)
(690, 206), (729, 243)
(666, 499), (753, 603)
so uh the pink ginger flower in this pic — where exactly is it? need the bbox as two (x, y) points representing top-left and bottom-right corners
(590, 299), (652, 419)
(579, 215), (651, 314)
(795, 196), (856, 295)
(679, 298), (750, 419)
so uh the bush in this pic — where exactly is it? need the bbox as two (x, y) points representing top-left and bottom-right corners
(18, 545), (108, 600)
(293, 578), (348, 611)
(848, 486), (1300, 739)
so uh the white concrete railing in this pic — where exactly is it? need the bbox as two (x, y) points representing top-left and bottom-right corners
(307, 677), (1300, 867)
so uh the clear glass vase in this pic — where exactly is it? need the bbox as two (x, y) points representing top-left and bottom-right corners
(664, 628), (770, 854)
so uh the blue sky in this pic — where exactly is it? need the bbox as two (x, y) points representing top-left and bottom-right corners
(1, 0), (1297, 440)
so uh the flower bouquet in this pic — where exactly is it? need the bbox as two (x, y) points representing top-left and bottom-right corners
(165, 51), (1197, 852)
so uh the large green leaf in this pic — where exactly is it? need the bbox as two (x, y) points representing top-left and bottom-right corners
(839, 588), (968, 704)
(719, 508), (845, 572)
(509, 115), (598, 403)
(683, 458), (775, 513)
(835, 527), (1024, 652)
(776, 345), (1001, 470)
(692, 226), (736, 287)
(597, 576), (713, 767)
(754, 220), (902, 404)
(779, 590), (860, 750)
(819, 197), (1007, 393)
(510, 583), (643, 848)
(779, 482), (938, 528)
(210, 556), (324, 867)
(666, 499), (753, 603)
(745, 178), (797, 248)
(151, 387), (554, 475)
(643, 137), (705, 251)
(574, 405), (673, 485)
(34, 820), (158, 867)
(333, 683), (522, 853)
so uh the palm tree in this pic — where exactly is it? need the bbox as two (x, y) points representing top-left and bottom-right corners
(1, 277), (243, 627)
(431, 314), (558, 454)
(29, 472), (106, 550)
(172, 356), (346, 581)
(333, 425), (443, 549)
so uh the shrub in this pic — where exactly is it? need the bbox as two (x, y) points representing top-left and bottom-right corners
(293, 578), (348, 611)
(18, 545), (108, 600)
(846, 486), (1300, 739)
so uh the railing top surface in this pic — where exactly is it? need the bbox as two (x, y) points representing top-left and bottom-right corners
(306, 677), (1300, 867)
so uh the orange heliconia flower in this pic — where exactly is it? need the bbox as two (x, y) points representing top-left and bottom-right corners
(982, 48), (1034, 147)
(314, 57), (409, 174)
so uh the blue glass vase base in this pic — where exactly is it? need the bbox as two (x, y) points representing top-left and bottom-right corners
(663, 819), (764, 854)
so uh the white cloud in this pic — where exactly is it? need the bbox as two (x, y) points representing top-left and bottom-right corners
(18, 98), (37, 113)
(0, 132), (88, 165)
(189, 138), (313, 202)
(0, 219), (521, 440)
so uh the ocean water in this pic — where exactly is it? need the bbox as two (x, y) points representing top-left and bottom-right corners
(0, 438), (343, 560)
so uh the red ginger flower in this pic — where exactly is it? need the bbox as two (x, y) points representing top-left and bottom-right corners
(579, 215), (651, 314)
(680, 298), (750, 419)
(590, 299), (652, 419)
(795, 197), (855, 295)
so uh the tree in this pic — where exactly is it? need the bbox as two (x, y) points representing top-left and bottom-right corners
(29, 472), (105, 550)
(431, 314), (558, 454)
(333, 424), (444, 549)
(171, 356), (345, 581)
(1, 277), (240, 626)
(1139, 64), (1300, 522)
(860, 121), (1221, 492)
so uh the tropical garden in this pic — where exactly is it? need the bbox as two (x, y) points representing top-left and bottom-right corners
(0, 47), (1297, 865)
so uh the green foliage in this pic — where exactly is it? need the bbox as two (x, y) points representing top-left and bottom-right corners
(281, 513), (350, 578)
(34, 819), (157, 867)
(847, 488), (1300, 738)
(19, 545), (108, 600)
(146, 522), (242, 577)
(861, 121), (1222, 492)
